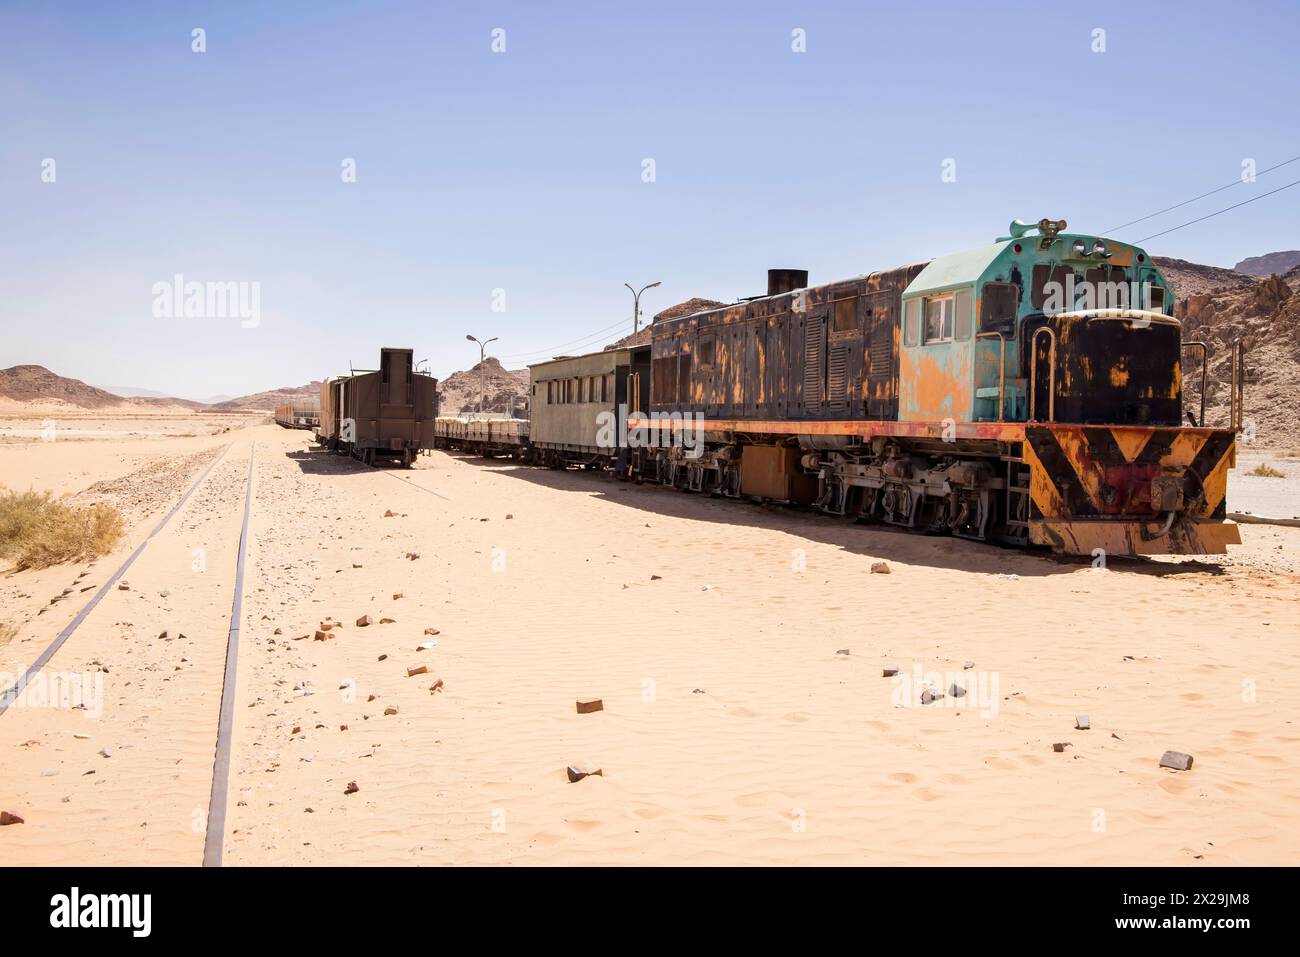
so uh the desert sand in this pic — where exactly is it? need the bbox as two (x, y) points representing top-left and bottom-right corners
(1, 420), (1298, 865)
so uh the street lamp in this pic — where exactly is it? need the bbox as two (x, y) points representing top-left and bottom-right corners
(465, 333), (499, 415)
(624, 281), (661, 337)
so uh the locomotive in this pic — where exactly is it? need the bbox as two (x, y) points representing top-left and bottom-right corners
(318, 347), (438, 467)
(437, 219), (1243, 557)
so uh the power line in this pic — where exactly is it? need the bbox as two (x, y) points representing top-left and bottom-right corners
(496, 316), (639, 363)
(1134, 177), (1300, 244)
(1104, 154), (1300, 234)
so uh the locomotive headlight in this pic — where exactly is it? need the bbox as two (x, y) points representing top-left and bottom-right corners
(1092, 240), (1107, 256)
(1072, 239), (1087, 257)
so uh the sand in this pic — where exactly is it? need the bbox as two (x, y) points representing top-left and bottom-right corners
(1, 421), (1298, 865)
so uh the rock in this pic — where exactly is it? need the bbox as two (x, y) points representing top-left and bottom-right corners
(1075, 716), (1090, 730)
(379, 617), (396, 625)
(407, 665), (429, 677)
(429, 679), (444, 694)
(948, 683), (967, 698)
(98, 747), (112, 758)
(118, 582), (130, 591)
(882, 666), (899, 677)
(417, 641), (435, 651)
(963, 660), (974, 670)
(384, 509), (396, 517)
(835, 649), (850, 655)
(377, 654), (388, 661)
(383, 706), (398, 716)
(291, 725), (301, 735)
(567, 766), (604, 783)
(159, 589), (170, 598)
(423, 627), (440, 636)
(870, 561), (891, 574)
(1053, 742), (1071, 753)
(650, 574), (662, 581)
(1159, 750), (1194, 771)
(392, 593), (403, 600)
(273, 627), (282, 635)
(0, 811), (25, 825)
(406, 551), (421, 560)
(356, 615), (373, 627)
(505, 513), (513, 519)
(339, 724), (348, 731)
(352, 563), (363, 569)
(920, 689), (943, 705)
(575, 698), (604, 714)
(313, 630), (332, 641)
(344, 781), (359, 794)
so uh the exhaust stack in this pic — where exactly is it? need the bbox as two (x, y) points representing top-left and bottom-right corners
(767, 268), (808, 296)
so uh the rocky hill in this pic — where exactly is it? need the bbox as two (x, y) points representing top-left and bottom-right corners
(1177, 267), (1299, 448)
(0, 365), (204, 412)
(1154, 257), (1257, 300)
(210, 382), (321, 412)
(436, 357), (529, 414)
(1234, 250), (1300, 277)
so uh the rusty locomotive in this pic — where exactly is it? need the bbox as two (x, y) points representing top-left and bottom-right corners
(437, 218), (1244, 557)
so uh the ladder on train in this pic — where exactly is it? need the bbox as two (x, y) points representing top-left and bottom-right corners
(1000, 445), (1030, 546)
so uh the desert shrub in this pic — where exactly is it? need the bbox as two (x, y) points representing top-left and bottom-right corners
(0, 491), (124, 570)
(1246, 463), (1286, 478)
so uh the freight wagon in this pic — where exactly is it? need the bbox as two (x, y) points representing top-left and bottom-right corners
(316, 347), (438, 467)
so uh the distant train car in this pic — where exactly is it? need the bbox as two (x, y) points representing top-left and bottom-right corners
(316, 347), (438, 467)
(273, 399), (320, 430)
(527, 348), (649, 468)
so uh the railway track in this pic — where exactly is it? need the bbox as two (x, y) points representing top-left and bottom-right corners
(202, 446), (255, 866)
(0, 440), (259, 866)
(0, 443), (231, 718)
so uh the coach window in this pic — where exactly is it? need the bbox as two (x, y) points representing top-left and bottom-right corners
(903, 298), (921, 346)
(924, 295), (954, 344)
(953, 288), (973, 340)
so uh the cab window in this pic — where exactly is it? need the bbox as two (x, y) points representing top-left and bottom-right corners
(980, 282), (1019, 335)
(924, 295), (953, 343)
(903, 298), (921, 346)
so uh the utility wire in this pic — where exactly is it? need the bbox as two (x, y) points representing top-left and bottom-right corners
(1134, 177), (1300, 244)
(1104, 154), (1300, 234)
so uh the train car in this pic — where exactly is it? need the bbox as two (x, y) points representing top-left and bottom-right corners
(527, 348), (649, 469)
(625, 218), (1243, 558)
(434, 414), (529, 457)
(273, 399), (320, 430)
(316, 347), (438, 467)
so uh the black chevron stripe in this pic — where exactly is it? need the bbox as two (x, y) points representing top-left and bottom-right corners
(1025, 427), (1098, 517)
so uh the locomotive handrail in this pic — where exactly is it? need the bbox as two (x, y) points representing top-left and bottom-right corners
(1052, 308), (1181, 328)
(1029, 327), (1056, 423)
(975, 331), (1006, 422)
(1183, 340), (1208, 427)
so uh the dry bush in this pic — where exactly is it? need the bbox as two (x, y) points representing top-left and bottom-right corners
(1246, 463), (1286, 478)
(0, 621), (17, 646)
(0, 491), (125, 571)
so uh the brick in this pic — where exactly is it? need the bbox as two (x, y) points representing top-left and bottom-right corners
(576, 698), (603, 714)
(407, 665), (429, 677)
(356, 615), (373, 627)
(1159, 750), (1193, 771)
(1075, 716), (1090, 731)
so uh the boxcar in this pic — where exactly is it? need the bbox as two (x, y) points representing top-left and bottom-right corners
(316, 347), (438, 467)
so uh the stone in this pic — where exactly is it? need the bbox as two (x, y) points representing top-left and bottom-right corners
(920, 689), (943, 705)
(417, 641), (435, 651)
(836, 649), (850, 655)
(407, 665), (429, 677)
(423, 627), (440, 636)
(0, 811), (25, 825)
(870, 561), (891, 574)
(948, 683), (967, 698)
(118, 582), (130, 591)
(1075, 716), (1090, 731)
(1053, 742), (1070, 753)
(567, 766), (603, 783)
(1159, 750), (1193, 771)
(576, 698), (604, 714)
(384, 509), (396, 517)
(406, 551), (421, 560)
(356, 615), (373, 627)
(344, 781), (359, 795)
(882, 666), (899, 677)
(429, 679), (444, 694)
(392, 593), (403, 600)
(314, 630), (332, 641)
(963, 660), (974, 670)
(379, 618), (396, 625)
(378, 654), (388, 661)
(383, 706), (398, 716)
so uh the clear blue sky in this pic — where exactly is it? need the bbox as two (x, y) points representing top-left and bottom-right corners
(2, 0), (1296, 399)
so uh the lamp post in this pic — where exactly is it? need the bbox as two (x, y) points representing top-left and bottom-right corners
(624, 281), (661, 337)
(465, 333), (498, 415)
